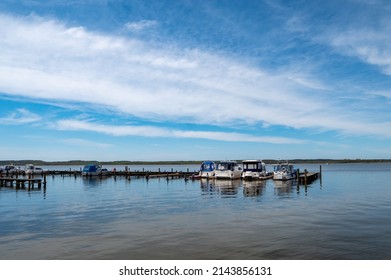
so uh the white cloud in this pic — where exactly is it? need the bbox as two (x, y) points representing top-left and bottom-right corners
(321, 20), (391, 75)
(125, 20), (158, 31)
(55, 119), (307, 144)
(368, 91), (391, 100)
(60, 138), (113, 148)
(0, 13), (390, 139)
(0, 108), (41, 124)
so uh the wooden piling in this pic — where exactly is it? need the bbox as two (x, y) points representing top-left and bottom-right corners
(304, 169), (308, 186)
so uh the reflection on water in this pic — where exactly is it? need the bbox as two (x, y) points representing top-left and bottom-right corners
(81, 176), (111, 188)
(273, 179), (297, 197)
(1, 164), (391, 260)
(200, 179), (301, 198)
(242, 180), (266, 197)
(200, 179), (241, 197)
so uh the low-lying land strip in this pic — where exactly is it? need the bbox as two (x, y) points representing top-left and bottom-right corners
(1, 159), (390, 166)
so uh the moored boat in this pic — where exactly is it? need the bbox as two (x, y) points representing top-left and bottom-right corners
(215, 161), (242, 179)
(82, 164), (110, 176)
(199, 161), (216, 178)
(273, 161), (297, 181)
(25, 164), (48, 175)
(1, 164), (21, 174)
(241, 159), (272, 180)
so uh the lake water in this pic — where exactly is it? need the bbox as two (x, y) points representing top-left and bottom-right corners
(1, 163), (390, 260)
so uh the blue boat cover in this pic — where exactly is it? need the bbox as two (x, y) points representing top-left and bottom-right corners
(200, 161), (215, 172)
(83, 165), (98, 172)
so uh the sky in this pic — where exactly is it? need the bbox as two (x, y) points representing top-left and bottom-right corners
(0, 0), (390, 161)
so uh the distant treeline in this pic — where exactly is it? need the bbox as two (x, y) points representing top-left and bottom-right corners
(1, 159), (391, 166)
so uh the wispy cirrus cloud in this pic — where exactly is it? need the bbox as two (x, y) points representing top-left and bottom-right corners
(60, 138), (113, 148)
(125, 20), (158, 31)
(55, 119), (307, 144)
(368, 91), (391, 100)
(325, 26), (391, 75)
(0, 108), (41, 124)
(0, 12), (390, 141)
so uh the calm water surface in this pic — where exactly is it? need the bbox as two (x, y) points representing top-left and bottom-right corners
(1, 163), (390, 260)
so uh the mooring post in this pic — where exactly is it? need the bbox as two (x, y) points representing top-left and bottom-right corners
(319, 165), (323, 186)
(29, 172), (32, 188)
(304, 169), (308, 186)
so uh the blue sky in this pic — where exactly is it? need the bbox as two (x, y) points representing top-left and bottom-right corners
(0, 0), (390, 161)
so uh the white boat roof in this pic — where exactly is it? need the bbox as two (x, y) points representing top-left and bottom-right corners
(242, 159), (263, 163)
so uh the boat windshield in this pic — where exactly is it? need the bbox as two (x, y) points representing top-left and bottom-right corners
(217, 162), (235, 171)
(25, 164), (34, 171)
(274, 164), (293, 172)
(243, 162), (264, 172)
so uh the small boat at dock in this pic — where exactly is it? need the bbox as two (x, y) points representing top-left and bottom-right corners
(215, 161), (242, 180)
(82, 164), (110, 176)
(0, 164), (21, 174)
(242, 159), (273, 180)
(25, 164), (48, 175)
(273, 161), (297, 181)
(199, 161), (216, 179)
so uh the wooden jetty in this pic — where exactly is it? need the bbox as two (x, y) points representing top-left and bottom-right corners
(0, 177), (45, 189)
(298, 169), (320, 185)
(1, 165), (323, 185)
(48, 170), (197, 179)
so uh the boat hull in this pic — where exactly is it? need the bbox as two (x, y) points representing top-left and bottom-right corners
(215, 170), (242, 179)
(273, 172), (296, 181)
(199, 171), (215, 178)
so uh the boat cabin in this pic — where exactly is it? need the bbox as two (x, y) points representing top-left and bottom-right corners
(274, 163), (295, 173)
(242, 160), (266, 172)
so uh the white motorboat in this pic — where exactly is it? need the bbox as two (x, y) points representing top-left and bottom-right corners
(273, 161), (297, 181)
(241, 159), (272, 180)
(215, 161), (242, 179)
(199, 161), (216, 178)
(25, 164), (48, 175)
(1, 164), (21, 174)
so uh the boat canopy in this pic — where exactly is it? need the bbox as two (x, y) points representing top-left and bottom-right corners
(83, 164), (100, 172)
(274, 164), (294, 173)
(242, 160), (265, 172)
(200, 161), (215, 172)
(217, 161), (237, 171)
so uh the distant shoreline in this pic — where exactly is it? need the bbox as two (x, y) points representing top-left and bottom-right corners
(1, 159), (391, 166)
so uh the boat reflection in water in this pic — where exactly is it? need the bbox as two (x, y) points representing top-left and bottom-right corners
(242, 180), (266, 197)
(200, 178), (219, 195)
(273, 179), (297, 197)
(81, 176), (111, 188)
(200, 179), (241, 197)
